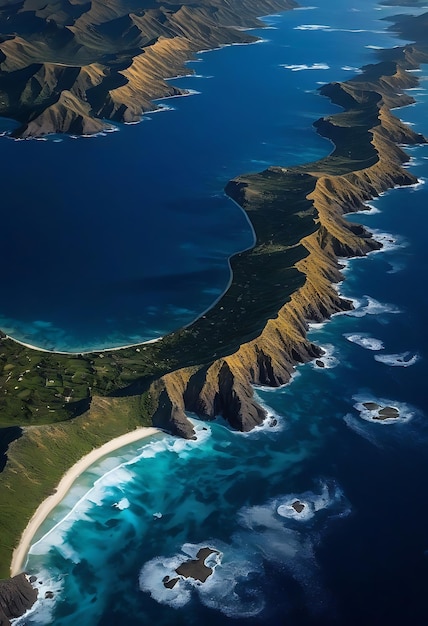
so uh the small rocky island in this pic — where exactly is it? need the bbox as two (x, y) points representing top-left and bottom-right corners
(0, 5), (428, 620)
(163, 547), (220, 588)
(362, 402), (400, 420)
(291, 500), (306, 514)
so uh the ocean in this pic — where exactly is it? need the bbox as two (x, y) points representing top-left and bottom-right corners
(8, 1), (428, 624)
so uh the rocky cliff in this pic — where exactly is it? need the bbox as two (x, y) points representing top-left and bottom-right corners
(0, 4), (428, 588)
(0, 0), (296, 137)
(148, 40), (427, 436)
(0, 574), (37, 625)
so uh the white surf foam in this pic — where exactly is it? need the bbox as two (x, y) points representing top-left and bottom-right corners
(311, 344), (339, 369)
(295, 24), (383, 33)
(139, 419), (211, 459)
(294, 24), (329, 30)
(11, 569), (64, 626)
(344, 333), (384, 351)
(353, 394), (416, 425)
(239, 480), (350, 530)
(112, 497), (130, 510)
(341, 66), (363, 73)
(281, 62), (329, 71)
(346, 202), (381, 216)
(374, 352), (419, 367)
(344, 296), (401, 318)
(139, 541), (264, 618)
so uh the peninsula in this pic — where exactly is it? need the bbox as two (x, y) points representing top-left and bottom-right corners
(0, 0), (296, 137)
(0, 3), (427, 615)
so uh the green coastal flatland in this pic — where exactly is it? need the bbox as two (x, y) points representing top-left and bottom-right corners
(0, 8), (427, 580)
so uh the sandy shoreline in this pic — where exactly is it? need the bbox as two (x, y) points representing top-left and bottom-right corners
(10, 426), (160, 576)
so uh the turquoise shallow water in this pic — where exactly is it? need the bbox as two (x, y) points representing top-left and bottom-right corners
(10, 2), (428, 625)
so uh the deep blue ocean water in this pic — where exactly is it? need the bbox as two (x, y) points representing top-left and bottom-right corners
(9, 1), (428, 625)
(0, 0), (417, 352)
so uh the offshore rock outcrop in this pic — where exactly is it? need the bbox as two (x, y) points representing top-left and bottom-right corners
(149, 40), (427, 436)
(0, 574), (37, 625)
(0, 6), (428, 587)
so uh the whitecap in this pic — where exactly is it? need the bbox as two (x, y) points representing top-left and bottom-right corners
(344, 333), (384, 351)
(281, 62), (329, 71)
(345, 202), (380, 215)
(341, 66), (363, 73)
(344, 295), (401, 318)
(369, 229), (407, 253)
(410, 177), (426, 191)
(112, 497), (130, 510)
(294, 24), (330, 30)
(374, 352), (419, 367)
(139, 418), (211, 459)
(311, 344), (339, 369)
(308, 320), (327, 331)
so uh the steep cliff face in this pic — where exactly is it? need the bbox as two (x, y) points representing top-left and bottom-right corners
(148, 49), (426, 437)
(0, 0), (296, 136)
(0, 574), (37, 625)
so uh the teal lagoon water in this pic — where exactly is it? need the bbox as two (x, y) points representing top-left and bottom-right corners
(9, 1), (428, 625)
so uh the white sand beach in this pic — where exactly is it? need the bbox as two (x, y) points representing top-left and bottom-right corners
(10, 427), (160, 576)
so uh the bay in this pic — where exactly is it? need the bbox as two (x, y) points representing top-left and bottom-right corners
(11, 2), (428, 625)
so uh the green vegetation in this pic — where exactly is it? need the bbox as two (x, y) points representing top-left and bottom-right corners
(1, 9), (428, 580)
(0, 394), (152, 575)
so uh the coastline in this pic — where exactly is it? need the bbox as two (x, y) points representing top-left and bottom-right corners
(3, 196), (257, 356)
(0, 0), (296, 138)
(0, 0), (427, 585)
(10, 426), (160, 577)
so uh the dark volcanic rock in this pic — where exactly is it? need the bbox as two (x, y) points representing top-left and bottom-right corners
(291, 500), (306, 514)
(0, 574), (38, 625)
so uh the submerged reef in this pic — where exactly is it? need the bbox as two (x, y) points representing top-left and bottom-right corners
(0, 6), (428, 587)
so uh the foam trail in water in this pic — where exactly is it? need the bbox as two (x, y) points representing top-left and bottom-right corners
(235, 480), (349, 614)
(281, 62), (329, 71)
(374, 352), (419, 367)
(344, 296), (401, 318)
(344, 333), (384, 351)
(140, 480), (349, 619)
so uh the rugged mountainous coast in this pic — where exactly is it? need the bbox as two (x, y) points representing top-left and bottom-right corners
(0, 0), (296, 137)
(0, 3), (427, 593)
